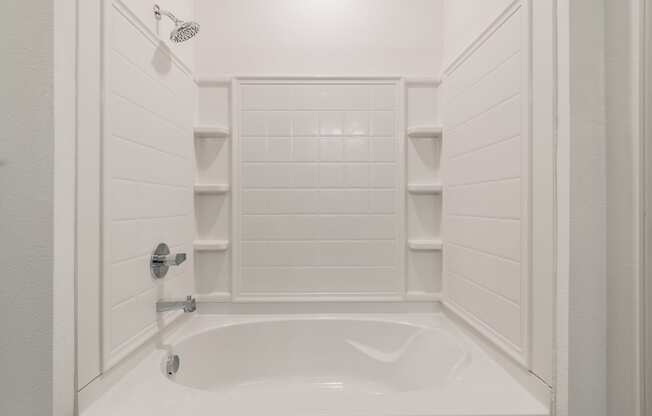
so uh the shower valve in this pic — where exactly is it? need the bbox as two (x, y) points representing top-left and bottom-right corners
(150, 243), (187, 279)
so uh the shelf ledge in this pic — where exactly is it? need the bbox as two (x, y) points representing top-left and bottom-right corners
(194, 125), (230, 138)
(194, 184), (230, 195)
(405, 292), (442, 302)
(407, 126), (443, 138)
(195, 292), (232, 302)
(407, 240), (443, 251)
(193, 240), (230, 252)
(407, 183), (443, 195)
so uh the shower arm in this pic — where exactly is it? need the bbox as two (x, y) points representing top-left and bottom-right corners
(153, 5), (182, 25)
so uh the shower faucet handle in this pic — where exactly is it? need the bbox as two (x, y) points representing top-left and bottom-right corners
(150, 243), (187, 279)
(152, 252), (187, 267)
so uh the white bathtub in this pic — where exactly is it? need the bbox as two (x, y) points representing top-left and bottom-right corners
(82, 314), (549, 416)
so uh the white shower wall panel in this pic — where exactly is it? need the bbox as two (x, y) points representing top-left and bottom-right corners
(101, 3), (197, 368)
(235, 81), (404, 299)
(442, 6), (528, 359)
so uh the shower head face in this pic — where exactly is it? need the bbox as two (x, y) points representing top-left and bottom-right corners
(170, 21), (200, 43)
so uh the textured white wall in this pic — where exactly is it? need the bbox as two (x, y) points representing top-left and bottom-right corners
(0, 0), (54, 414)
(565, 0), (608, 414)
(194, 0), (444, 76)
(605, 0), (644, 414)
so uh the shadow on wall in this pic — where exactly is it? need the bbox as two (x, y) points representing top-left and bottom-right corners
(151, 42), (173, 75)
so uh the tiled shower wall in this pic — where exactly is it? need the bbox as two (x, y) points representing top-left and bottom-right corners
(235, 82), (403, 298)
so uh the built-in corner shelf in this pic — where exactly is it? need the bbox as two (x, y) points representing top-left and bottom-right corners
(194, 184), (230, 195)
(407, 239), (443, 251)
(194, 125), (230, 139)
(193, 240), (230, 252)
(407, 183), (443, 195)
(407, 126), (443, 139)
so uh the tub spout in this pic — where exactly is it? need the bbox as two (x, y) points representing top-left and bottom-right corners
(156, 295), (196, 313)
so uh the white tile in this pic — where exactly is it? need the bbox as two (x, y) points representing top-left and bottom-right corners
(319, 241), (397, 266)
(242, 111), (267, 136)
(292, 138), (319, 161)
(319, 190), (369, 214)
(292, 85), (322, 109)
(242, 163), (319, 188)
(446, 244), (521, 304)
(344, 111), (370, 135)
(320, 215), (395, 240)
(290, 164), (320, 187)
(266, 111), (293, 136)
(319, 112), (344, 135)
(267, 138), (292, 161)
(237, 81), (401, 297)
(240, 267), (400, 294)
(371, 111), (395, 136)
(344, 163), (370, 187)
(241, 138), (267, 162)
(340, 85), (372, 109)
(370, 138), (395, 162)
(444, 53), (520, 129)
(243, 190), (320, 214)
(110, 180), (190, 220)
(292, 111), (320, 136)
(242, 242), (320, 266)
(446, 179), (521, 219)
(111, 137), (192, 187)
(370, 164), (396, 188)
(445, 215), (521, 261)
(446, 137), (520, 186)
(242, 215), (322, 240)
(369, 190), (395, 213)
(319, 163), (346, 187)
(447, 96), (520, 158)
(447, 275), (521, 347)
(242, 164), (290, 188)
(320, 138), (344, 162)
(110, 288), (157, 349)
(344, 137), (370, 162)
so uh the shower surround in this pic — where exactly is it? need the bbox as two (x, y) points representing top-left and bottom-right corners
(77, 1), (553, 415)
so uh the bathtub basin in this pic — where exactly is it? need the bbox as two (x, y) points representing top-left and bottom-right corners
(170, 318), (469, 394)
(82, 314), (549, 416)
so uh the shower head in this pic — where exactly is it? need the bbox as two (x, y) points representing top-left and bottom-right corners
(153, 4), (200, 43)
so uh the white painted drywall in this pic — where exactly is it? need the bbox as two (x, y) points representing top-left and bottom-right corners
(442, 0), (515, 70)
(530, 0), (555, 386)
(194, 0), (444, 77)
(605, 0), (644, 414)
(77, 0), (103, 389)
(53, 0), (78, 413)
(566, 0), (608, 414)
(0, 0), (54, 414)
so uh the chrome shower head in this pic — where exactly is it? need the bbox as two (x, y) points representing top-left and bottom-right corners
(153, 4), (200, 43)
(170, 20), (200, 43)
